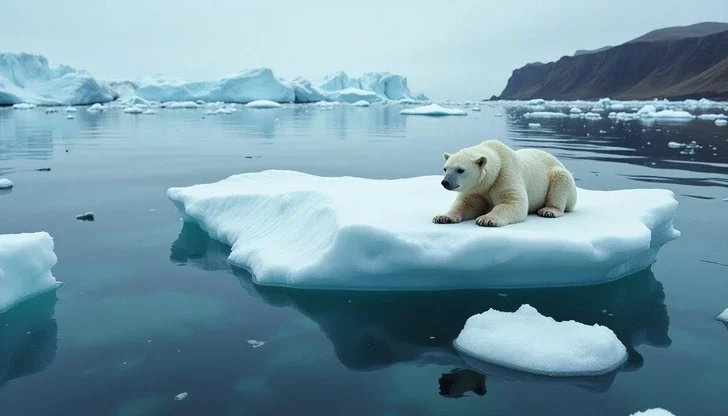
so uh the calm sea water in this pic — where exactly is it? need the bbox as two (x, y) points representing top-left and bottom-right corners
(0, 104), (727, 416)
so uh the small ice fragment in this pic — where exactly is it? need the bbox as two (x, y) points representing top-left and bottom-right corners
(715, 308), (728, 322)
(716, 119), (727, 127)
(429, 336), (435, 339)
(66, 115), (75, 119)
(64, 106), (77, 113)
(245, 100), (282, 109)
(497, 293), (508, 297)
(36, 168), (51, 172)
(471, 107), (481, 111)
(629, 408), (675, 416)
(400, 104), (466, 116)
(247, 340), (265, 348)
(0, 178), (14, 189)
(148, 209), (156, 212)
(352, 100), (370, 107)
(528, 123), (541, 128)
(143, 109), (157, 115)
(668, 142), (684, 149)
(124, 106), (144, 114)
(12, 103), (36, 110)
(494, 113), (503, 117)
(175, 392), (188, 401)
(76, 212), (95, 221)
(601, 309), (607, 313)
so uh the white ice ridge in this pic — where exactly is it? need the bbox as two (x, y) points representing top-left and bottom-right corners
(167, 170), (680, 290)
(0, 53), (116, 106)
(0, 232), (61, 313)
(629, 409), (676, 416)
(400, 104), (466, 116)
(453, 305), (628, 376)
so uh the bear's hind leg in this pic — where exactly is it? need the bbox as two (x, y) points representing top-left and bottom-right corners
(538, 167), (577, 218)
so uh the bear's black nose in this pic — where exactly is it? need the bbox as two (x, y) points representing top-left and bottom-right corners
(441, 180), (450, 188)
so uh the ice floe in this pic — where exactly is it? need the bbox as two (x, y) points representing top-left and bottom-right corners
(0, 178), (14, 189)
(453, 305), (627, 376)
(167, 170), (680, 290)
(400, 104), (466, 116)
(245, 100), (282, 109)
(0, 233), (60, 313)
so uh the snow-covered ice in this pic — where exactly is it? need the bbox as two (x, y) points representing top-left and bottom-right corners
(12, 103), (36, 110)
(641, 110), (695, 120)
(245, 100), (282, 109)
(352, 100), (370, 107)
(453, 305), (628, 376)
(715, 308), (728, 322)
(161, 101), (199, 109)
(0, 232), (60, 313)
(471, 107), (481, 111)
(143, 109), (157, 115)
(668, 142), (683, 149)
(400, 104), (466, 116)
(629, 409), (675, 416)
(123, 105), (144, 114)
(0, 178), (14, 189)
(0, 53), (116, 106)
(569, 107), (582, 114)
(167, 170), (680, 290)
(174, 392), (188, 401)
(63, 106), (77, 113)
(528, 123), (541, 128)
(87, 103), (107, 112)
(524, 112), (567, 119)
(716, 119), (727, 127)
(696, 114), (726, 120)
(247, 340), (265, 348)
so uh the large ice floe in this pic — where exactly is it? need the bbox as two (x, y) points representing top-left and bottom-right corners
(453, 305), (628, 376)
(629, 409), (675, 416)
(0, 233), (60, 313)
(168, 170), (680, 290)
(400, 104), (466, 116)
(0, 53), (116, 106)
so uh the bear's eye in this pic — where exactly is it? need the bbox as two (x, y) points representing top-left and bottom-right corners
(443, 167), (447, 172)
(456, 168), (465, 174)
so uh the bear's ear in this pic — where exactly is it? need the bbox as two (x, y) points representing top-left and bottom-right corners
(443, 153), (452, 161)
(475, 156), (487, 166)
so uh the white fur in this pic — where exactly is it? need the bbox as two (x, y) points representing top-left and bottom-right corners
(433, 140), (577, 227)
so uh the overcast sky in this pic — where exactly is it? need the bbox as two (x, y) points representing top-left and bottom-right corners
(2, 0), (726, 100)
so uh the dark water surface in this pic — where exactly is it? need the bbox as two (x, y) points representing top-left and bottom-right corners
(0, 104), (727, 416)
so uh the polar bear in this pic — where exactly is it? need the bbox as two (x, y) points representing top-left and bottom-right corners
(433, 140), (577, 227)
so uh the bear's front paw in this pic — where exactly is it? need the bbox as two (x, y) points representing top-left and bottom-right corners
(433, 215), (460, 224)
(537, 207), (563, 218)
(475, 215), (502, 227)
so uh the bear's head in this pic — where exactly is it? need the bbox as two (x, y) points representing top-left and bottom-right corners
(440, 151), (486, 193)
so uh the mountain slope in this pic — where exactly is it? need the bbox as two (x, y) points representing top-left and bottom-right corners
(498, 25), (728, 100)
(628, 22), (728, 44)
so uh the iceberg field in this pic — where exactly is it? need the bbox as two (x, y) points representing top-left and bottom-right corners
(453, 305), (627, 376)
(168, 170), (679, 291)
(0, 53), (116, 106)
(0, 232), (60, 313)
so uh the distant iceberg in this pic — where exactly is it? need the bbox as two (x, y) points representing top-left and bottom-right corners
(0, 232), (60, 313)
(0, 53), (116, 106)
(168, 170), (680, 291)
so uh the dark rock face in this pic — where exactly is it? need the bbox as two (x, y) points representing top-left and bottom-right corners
(499, 25), (728, 100)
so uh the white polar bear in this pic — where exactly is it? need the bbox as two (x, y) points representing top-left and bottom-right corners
(433, 140), (577, 227)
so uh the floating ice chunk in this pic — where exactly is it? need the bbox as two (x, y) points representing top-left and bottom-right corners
(45, 108), (58, 114)
(12, 103), (36, 110)
(167, 170), (680, 290)
(66, 115), (74, 119)
(696, 114), (726, 120)
(610, 104), (625, 111)
(528, 123), (541, 128)
(0, 178), (14, 189)
(524, 112), (567, 119)
(668, 142), (683, 149)
(87, 103), (106, 112)
(716, 119), (727, 127)
(352, 100), (370, 107)
(0, 232), (60, 313)
(123, 105), (144, 114)
(527, 99), (546, 106)
(143, 109), (157, 115)
(174, 392), (188, 401)
(0, 53), (116, 106)
(64, 106), (77, 113)
(471, 107), (481, 111)
(716, 308), (728, 322)
(395, 98), (420, 105)
(637, 105), (657, 115)
(453, 305), (628, 376)
(76, 212), (95, 221)
(569, 107), (582, 114)
(584, 112), (602, 120)
(629, 409), (676, 416)
(161, 101), (199, 109)
(247, 340), (265, 348)
(615, 112), (639, 121)
(400, 104), (466, 116)
(591, 106), (605, 113)
(642, 110), (695, 120)
(494, 113), (503, 117)
(245, 100), (281, 109)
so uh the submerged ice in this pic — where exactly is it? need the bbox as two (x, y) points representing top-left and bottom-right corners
(0, 232), (60, 313)
(168, 170), (679, 290)
(453, 305), (628, 376)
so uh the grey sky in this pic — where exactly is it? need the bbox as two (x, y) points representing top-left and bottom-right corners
(2, 0), (726, 100)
